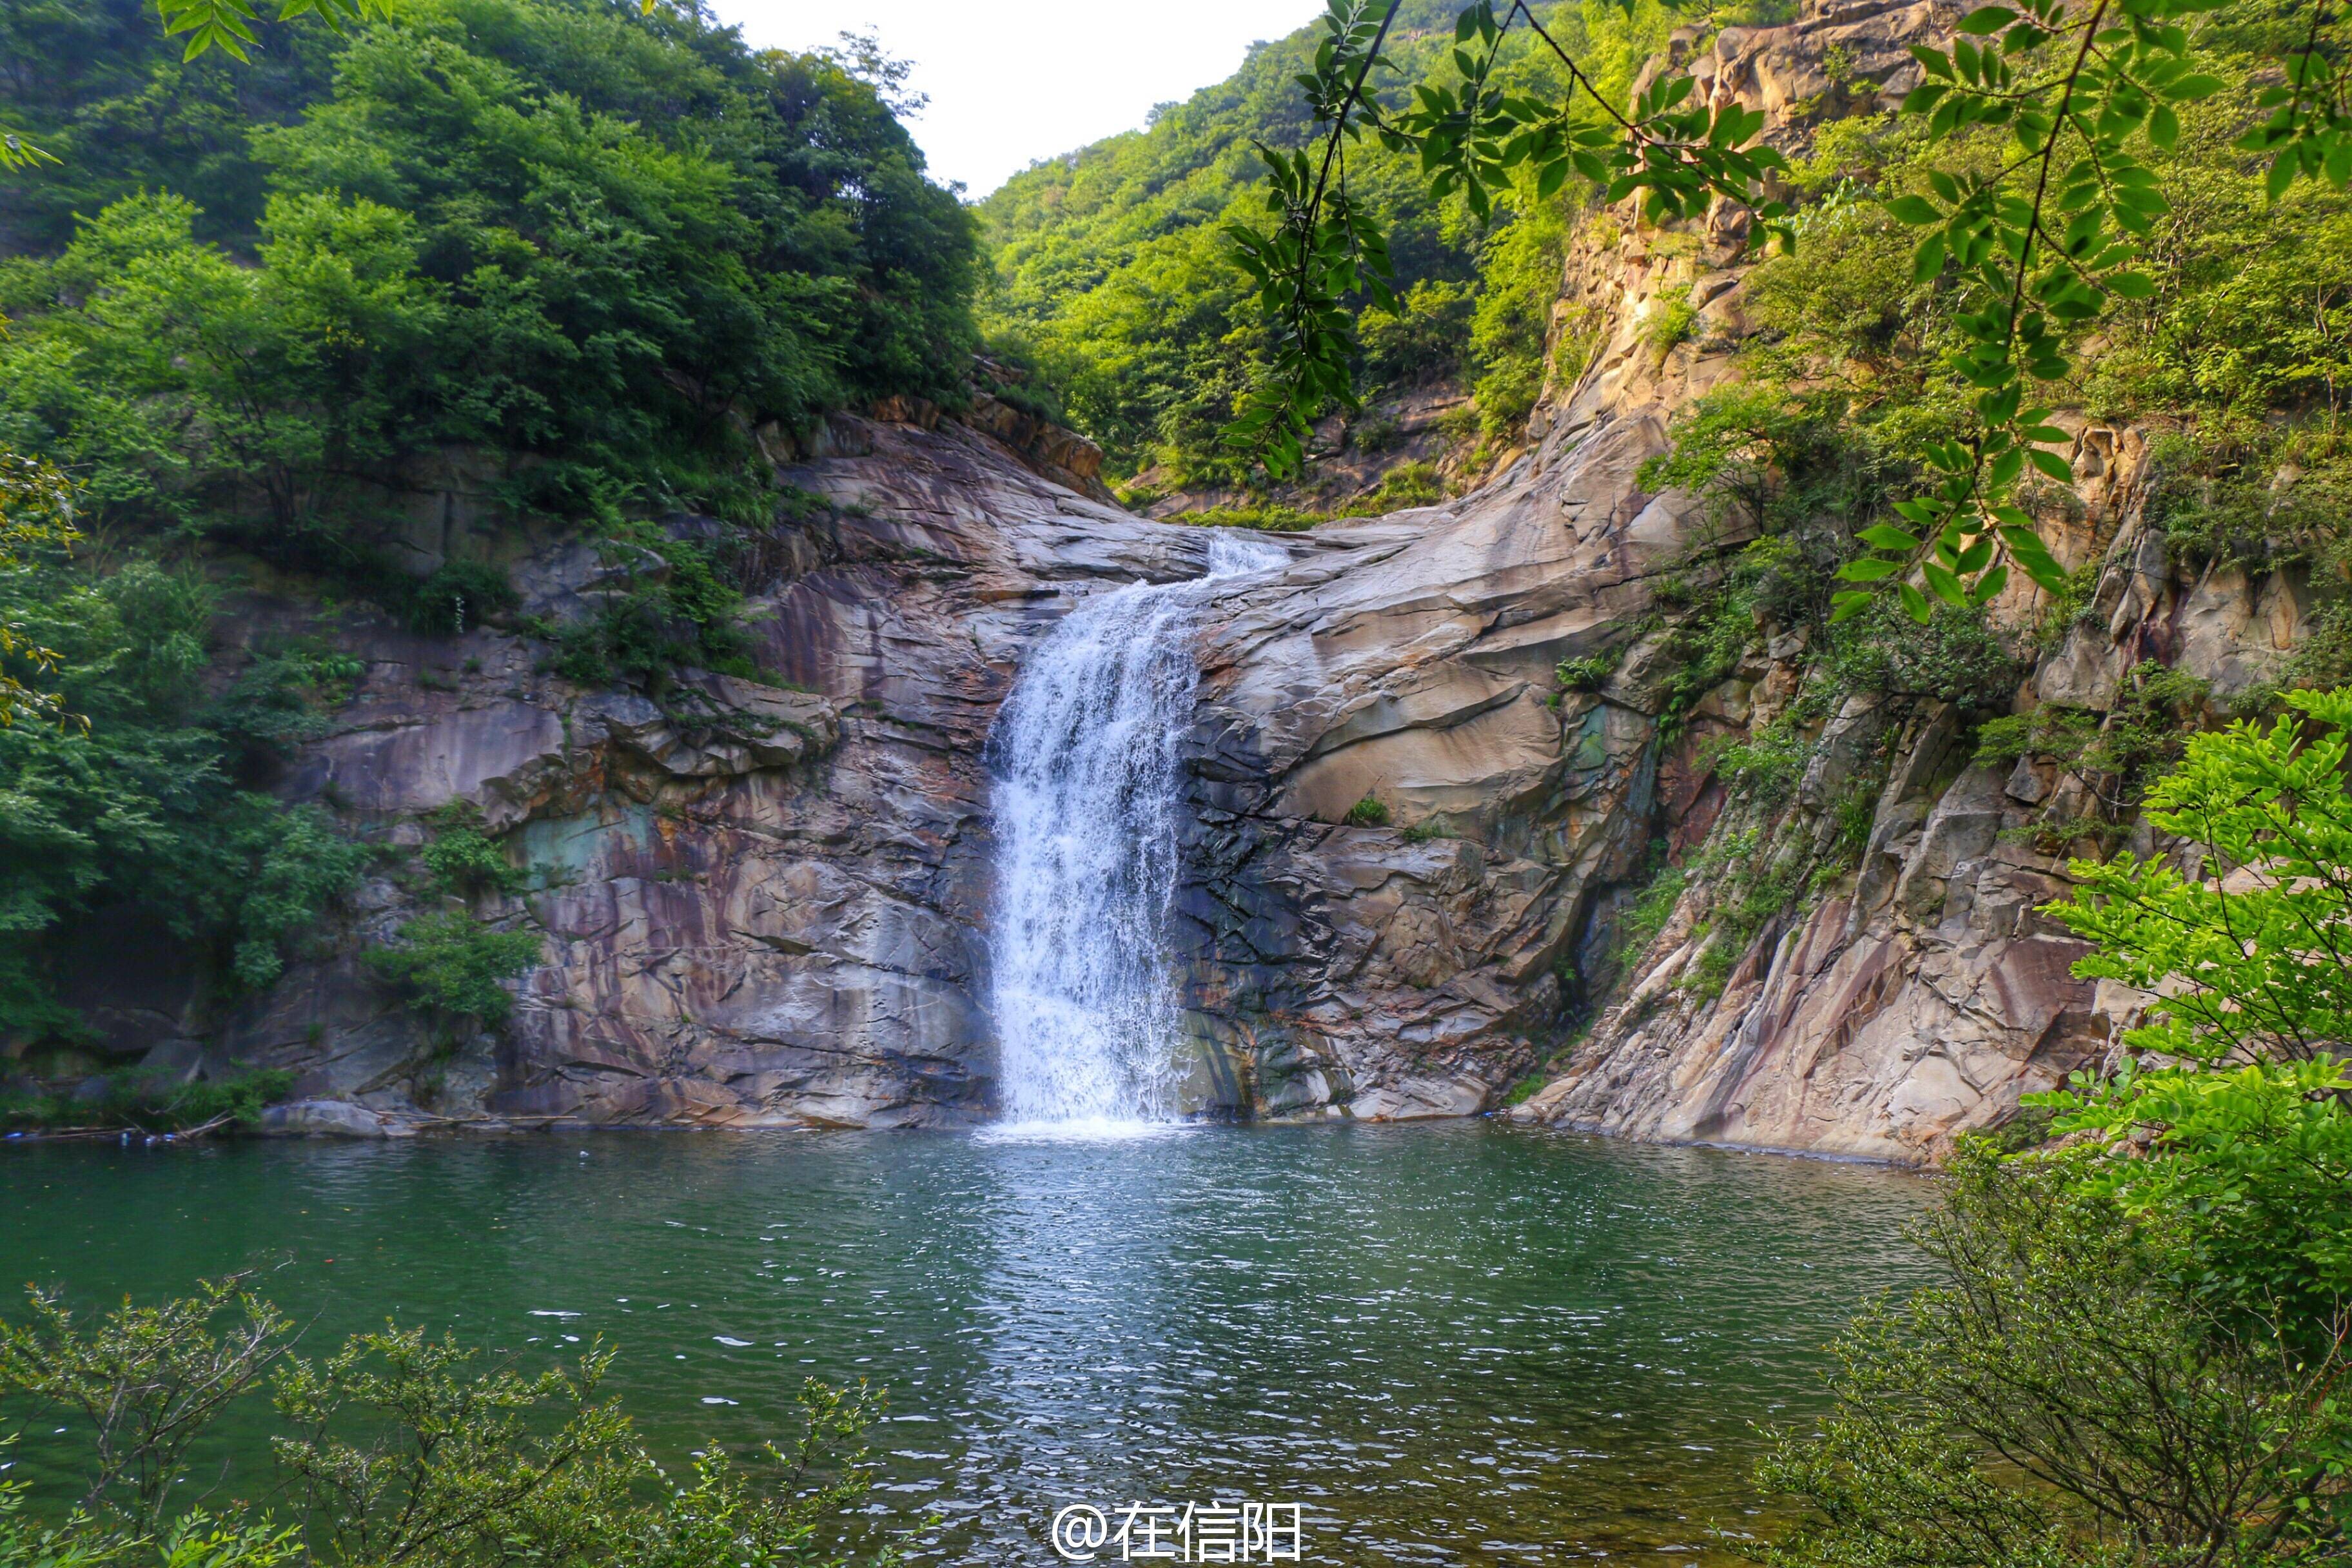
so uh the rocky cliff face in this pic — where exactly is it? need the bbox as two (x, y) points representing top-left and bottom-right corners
(85, 414), (1273, 1132)
(1140, 0), (2312, 1160)
(57, 0), (2306, 1153)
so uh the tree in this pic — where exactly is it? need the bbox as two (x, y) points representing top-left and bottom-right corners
(1230, 0), (2352, 623)
(2039, 685), (2352, 1338)
(1224, 0), (1790, 476)
(0, 1279), (903, 1568)
(1758, 689), (2352, 1566)
(0, 1277), (295, 1525)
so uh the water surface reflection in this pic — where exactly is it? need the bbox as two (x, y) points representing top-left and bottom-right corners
(0, 1122), (1932, 1565)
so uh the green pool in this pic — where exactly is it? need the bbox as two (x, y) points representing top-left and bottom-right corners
(0, 1121), (1932, 1565)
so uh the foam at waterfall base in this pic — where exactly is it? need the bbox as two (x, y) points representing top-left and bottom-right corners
(972, 1115), (1199, 1144)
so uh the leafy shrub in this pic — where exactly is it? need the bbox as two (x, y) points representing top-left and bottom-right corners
(1758, 1140), (2351, 1568)
(1358, 461), (1446, 511)
(538, 523), (753, 686)
(1642, 297), (1696, 366)
(1973, 661), (2208, 811)
(1828, 596), (2022, 706)
(1647, 538), (1820, 731)
(225, 804), (371, 990)
(419, 819), (524, 899)
(1555, 645), (1622, 692)
(1612, 858), (1685, 971)
(1171, 504), (1328, 533)
(0, 1067), (295, 1134)
(1175, 465), (1449, 533)
(1710, 716), (1810, 807)
(0, 1275), (898, 1567)
(210, 638), (368, 754)
(1501, 1072), (1549, 1106)
(1342, 793), (1391, 828)
(1681, 829), (1808, 997)
(1349, 411), (1404, 453)
(366, 912), (540, 1030)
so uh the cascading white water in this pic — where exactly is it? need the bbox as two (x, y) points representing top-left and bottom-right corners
(985, 532), (1288, 1126)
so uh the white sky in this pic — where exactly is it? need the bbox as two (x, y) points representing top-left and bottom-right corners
(709, 1), (1331, 198)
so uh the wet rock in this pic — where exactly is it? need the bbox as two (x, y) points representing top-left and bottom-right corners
(259, 1100), (391, 1138)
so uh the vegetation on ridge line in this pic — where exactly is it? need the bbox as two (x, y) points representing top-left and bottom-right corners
(1223, 0), (2352, 628)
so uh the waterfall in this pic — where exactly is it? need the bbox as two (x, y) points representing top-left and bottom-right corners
(984, 532), (1287, 1126)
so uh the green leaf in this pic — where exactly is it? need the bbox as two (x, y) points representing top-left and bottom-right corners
(2268, 149), (2297, 202)
(1909, 44), (1954, 77)
(1912, 233), (1948, 282)
(2026, 447), (2075, 482)
(1830, 590), (1875, 623)
(1899, 582), (1932, 623)
(1959, 5), (2019, 31)
(1885, 195), (1943, 224)
(1922, 560), (1967, 607)
(1859, 524), (1924, 551)
(1998, 524), (2068, 591)
(1839, 556), (1906, 582)
(1968, 564), (2010, 604)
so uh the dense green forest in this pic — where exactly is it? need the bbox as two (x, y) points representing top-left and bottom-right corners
(0, 0), (977, 1044)
(974, 0), (1774, 490)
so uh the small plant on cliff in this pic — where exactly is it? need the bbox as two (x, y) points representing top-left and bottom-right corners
(1556, 646), (1621, 694)
(1680, 830), (1808, 999)
(406, 562), (520, 638)
(1974, 660), (2210, 817)
(1342, 792), (1392, 828)
(1827, 595), (2022, 707)
(1710, 715), (1810, 808)
(420, 815), (528, 899)
(366, 913), (540, 1034)
(211, 639), (368, 755)
(540, 524), (758, 688)
(1642, 298), (1698, 369)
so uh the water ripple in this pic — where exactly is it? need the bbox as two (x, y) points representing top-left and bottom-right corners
(0, 1122), (1931, 1566)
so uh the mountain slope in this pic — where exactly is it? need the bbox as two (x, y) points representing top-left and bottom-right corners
(974, 0), (1712, 496)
